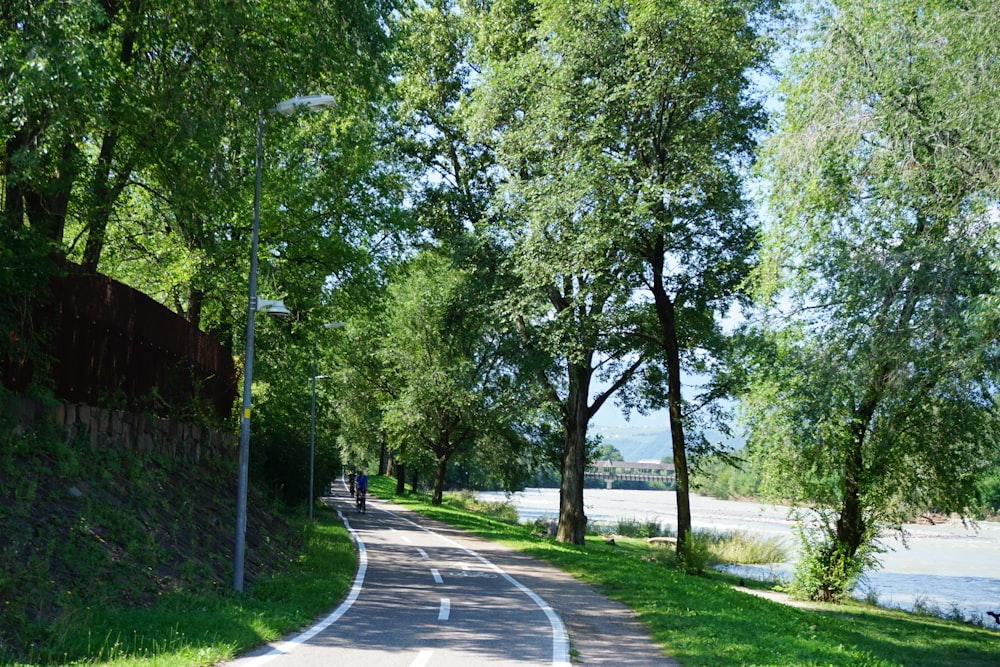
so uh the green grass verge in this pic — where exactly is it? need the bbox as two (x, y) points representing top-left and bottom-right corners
(371, 476), (1000, 667)
(5, 509), (355, 667)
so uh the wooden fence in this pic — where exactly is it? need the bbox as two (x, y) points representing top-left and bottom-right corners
(2, 266), (236, 421)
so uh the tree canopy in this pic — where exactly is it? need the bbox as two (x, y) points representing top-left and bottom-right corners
(5, 1), (1000, 598)
(467, 0), (777, 546)
(744, 0), (1000, 601)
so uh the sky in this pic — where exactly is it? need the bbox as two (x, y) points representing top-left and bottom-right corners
(590, 401), (667, 431)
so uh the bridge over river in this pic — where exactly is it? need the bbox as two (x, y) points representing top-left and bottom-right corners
(585, 460), (675, 489)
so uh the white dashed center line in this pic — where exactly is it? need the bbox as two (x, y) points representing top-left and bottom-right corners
(431, 568), (443, 584)
(438, 598), (451, 620)
(389, 527), (413, 544)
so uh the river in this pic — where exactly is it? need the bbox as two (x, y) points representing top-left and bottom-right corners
(477, 487), (1000, 624)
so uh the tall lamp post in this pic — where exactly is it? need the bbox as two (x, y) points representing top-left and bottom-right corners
(310, 321), (345, 519)
(234, 94), (337, 592)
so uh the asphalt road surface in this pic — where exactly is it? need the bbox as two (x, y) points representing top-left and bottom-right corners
(224, 484), (675, 666)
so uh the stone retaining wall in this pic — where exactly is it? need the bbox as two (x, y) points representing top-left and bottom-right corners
(3, 396), (235, 462)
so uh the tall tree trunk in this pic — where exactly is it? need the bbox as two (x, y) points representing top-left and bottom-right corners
(663, 305), (691, 555)
(82, 0), (139, 272)
(3, 131), (28, 231)
(649, 233), (692, 554)
(22, 140), (79, 248)
(432, 452), (448, 505)
(557, 362), (591, 544)
(668, 374), (691, 555)
(379, 434), (390, 475)
(836, 442), (866, 558)
(395, 461), (406, 495)
(186, 287), (204, 328)
(82, 130), (133, 273)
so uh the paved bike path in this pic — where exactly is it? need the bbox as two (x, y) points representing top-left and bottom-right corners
(226, 488), (677, 666)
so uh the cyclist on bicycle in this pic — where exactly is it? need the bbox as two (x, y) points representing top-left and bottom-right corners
(356, 470), (368, 512)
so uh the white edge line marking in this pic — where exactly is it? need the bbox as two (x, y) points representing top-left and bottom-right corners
(410, 650), (434, 667)
(438, 597), (451, 620)
(382, 507), (570, 667)
(431, 568), (443, 584)
(239, 510), (367, 666)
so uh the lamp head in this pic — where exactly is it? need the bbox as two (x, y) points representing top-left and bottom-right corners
(257, 299), (291, 319)
(270, 95), (337, 116)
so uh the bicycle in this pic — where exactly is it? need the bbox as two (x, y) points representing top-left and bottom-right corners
(356, 488), (367, 513)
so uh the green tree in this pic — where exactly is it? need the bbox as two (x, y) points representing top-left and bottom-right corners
(379, 249), (524, 504)
(363, 0), (548, 496)
(592, 443), (624, 463)
(2, 0), (398, 357)
(745, 0), (1000, 601)
(2, 0), (409, 510)
(468, 0), (776, 547)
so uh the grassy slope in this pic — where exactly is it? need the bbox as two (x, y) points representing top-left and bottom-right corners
(0, 427), (355, 666)
(367, 477), (1000, 667)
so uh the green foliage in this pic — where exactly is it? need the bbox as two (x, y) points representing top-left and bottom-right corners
(707, 530), (787, 566)
(444, 490), (521, 523)
(348, 246), (540, 503)
(591, 442), (624, 463)
(593, 517), (669, 539)
(466, 0), (780, 545)
(746, 0), (1000, 598)
(973, 469), (1000, 518)
(674, 530), (715, 576)
(690, 449), (762, 500)
(788, 523), (880, 604)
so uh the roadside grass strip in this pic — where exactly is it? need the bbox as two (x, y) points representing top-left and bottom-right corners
(230, 510), (368, 666)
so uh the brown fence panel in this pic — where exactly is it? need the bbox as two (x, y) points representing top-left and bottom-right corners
(2, 268), (236, 421)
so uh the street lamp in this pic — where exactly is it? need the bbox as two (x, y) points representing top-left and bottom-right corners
(234, 94), (337, 593)
(310, 321), (345, 520)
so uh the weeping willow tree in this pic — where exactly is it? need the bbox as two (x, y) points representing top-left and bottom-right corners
(744, 0), (1000, 601)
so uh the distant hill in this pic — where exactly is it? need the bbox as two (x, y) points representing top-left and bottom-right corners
(590, 424), (743, 462)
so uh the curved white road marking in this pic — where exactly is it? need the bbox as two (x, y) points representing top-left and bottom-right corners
(381, 506), (571, 667)
(238, 511), (367, 666)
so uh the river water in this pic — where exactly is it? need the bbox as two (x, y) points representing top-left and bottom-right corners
(478, 487), (1000, 623)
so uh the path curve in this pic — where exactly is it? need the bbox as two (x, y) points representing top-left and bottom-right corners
(383, 500), (678, 666)
(225, 487), (677, 666)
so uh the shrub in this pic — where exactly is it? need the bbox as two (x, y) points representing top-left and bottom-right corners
(675, 531), (717, 575)
(600, 517), (668, 538)
(444, 490), (520, 523)
(787, 525), (879, 602)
